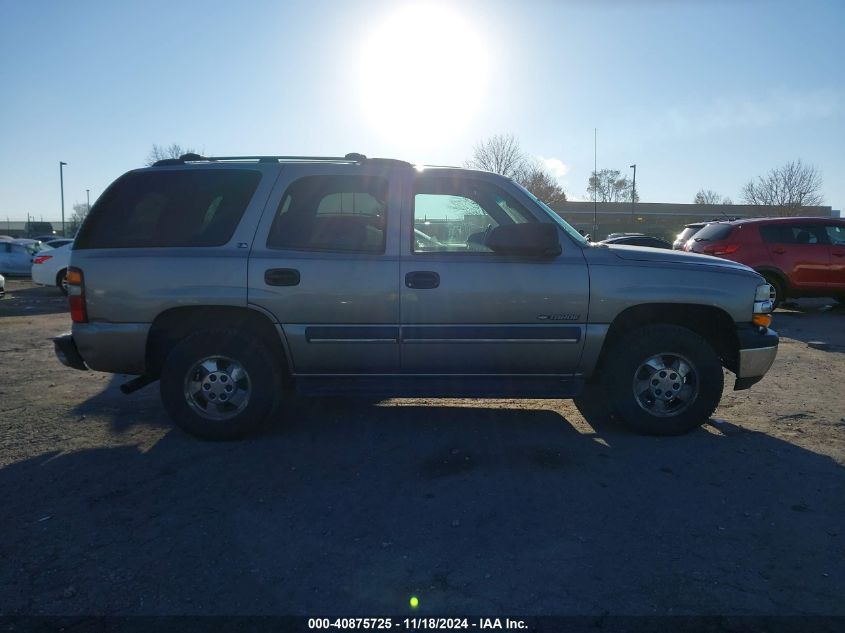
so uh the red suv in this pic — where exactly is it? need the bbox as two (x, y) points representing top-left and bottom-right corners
(685, 217), (845, 307)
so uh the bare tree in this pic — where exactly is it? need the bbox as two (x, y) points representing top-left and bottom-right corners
(67, 202), (90, 235)
(587, 169), (638, 203)
(464, 135), (567, 207)
(465, 134), (529, 181)
(521, 162), (567, 207)
(694, 189), (732, 205)
(741, 159), (823, 214)
(145, 143), (204, 166)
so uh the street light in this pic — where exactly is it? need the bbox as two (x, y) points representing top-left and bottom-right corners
(59, 161), (68, 236)
(86, 189), (90, 213)
(629, 163), (637, 222)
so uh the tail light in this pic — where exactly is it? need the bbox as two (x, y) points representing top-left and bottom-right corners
(66, 267), (88, 323)
(702, 244), (740, 256)
(33, 255), (53, 265)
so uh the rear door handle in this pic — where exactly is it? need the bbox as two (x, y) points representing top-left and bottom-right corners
(405, 271), (440, 289)
(265, 268), (300, 286)
(772, 247), (786, 254)
(832, 251), (845, 258)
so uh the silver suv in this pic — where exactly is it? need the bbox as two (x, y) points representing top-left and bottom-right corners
(54, 153), (778, 440)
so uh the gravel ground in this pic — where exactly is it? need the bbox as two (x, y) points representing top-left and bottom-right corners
(1, 279), (844, 616)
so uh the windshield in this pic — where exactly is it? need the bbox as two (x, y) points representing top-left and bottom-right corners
(513, 182), (589, 246)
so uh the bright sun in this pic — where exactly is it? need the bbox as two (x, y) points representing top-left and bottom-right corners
(359, 4), (489, 147)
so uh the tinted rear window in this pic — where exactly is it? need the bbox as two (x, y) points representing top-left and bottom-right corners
(267, 175), (388, 253)
(691, 223), (734, 242)
(75, 169), (261, 249)
(759, 223), (828, 245)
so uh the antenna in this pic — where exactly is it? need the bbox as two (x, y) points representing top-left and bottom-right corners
(593, 128), (598, 238)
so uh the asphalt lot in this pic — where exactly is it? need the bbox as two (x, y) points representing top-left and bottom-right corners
(0, 279), (844, 616)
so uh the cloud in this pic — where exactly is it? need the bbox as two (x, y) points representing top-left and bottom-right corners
(539, 156), (569, 181)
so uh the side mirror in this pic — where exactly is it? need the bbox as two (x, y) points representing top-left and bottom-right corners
(485, 223), (561, 257)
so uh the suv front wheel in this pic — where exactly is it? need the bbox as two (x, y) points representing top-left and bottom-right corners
(160, 330), (280, 440)
(595, 325), (723, 436)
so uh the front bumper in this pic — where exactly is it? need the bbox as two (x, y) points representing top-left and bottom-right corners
(733, 324), (778, 390)
(53, 334), (88, 371)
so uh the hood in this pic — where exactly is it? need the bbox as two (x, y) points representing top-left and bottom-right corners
(604, 244), (758, 275)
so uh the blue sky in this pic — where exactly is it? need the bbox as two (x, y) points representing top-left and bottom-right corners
(1, 0), (843, 224)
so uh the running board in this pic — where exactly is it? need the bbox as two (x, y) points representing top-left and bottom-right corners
(294, 376), (585, 399)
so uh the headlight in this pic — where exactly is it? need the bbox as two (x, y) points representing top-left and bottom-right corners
(754, 283), (774, 313)
(752, 283), (773, 327)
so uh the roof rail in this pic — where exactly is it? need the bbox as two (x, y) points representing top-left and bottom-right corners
(151, 153), (412, 168)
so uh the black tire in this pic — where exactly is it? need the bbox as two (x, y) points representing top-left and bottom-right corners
(761, 274), (784, 309)
(56, 269), (68, 295)
(601, 325), (724, 436)
(159, 329), (281, 440)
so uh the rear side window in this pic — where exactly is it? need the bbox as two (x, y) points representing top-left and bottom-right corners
(691, 223), (734, 242)
(825, 224), (845, 245)
(267, 175), (388, 253)
(75, 169), (262, 249)
(759, 224), (828, 245)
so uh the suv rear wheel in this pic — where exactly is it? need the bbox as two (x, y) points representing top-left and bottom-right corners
(595, 325), (723, 436)
(160, 330), (280, 440)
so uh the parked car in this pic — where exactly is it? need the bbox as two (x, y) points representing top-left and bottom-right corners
(32, 242), (73, 294)
(54, 153), (777, 440)
(32, 234), (60, 243)
(0, 240), (41, 275)
(600, 234), (672, 249)
(45, 238), (74, 248)
(0, 273), (5, 298)
(684, 217), (845, 307)
(11, 238), (48, 251)
(673, 223), (707, 250)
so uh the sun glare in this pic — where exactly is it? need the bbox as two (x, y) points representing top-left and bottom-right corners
(359, 4), (489, 147)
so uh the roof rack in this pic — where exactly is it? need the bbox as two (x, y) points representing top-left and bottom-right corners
(152, 153), (411, 168)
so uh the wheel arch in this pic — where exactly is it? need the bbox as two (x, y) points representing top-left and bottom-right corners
(145, 305), (292, 378)
(600, 303), (740, 374)
(754, 266), (789, 295)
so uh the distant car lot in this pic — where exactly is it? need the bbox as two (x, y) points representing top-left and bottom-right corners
(1, 279), (844, 615)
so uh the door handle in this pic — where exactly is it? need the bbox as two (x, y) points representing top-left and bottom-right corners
(405, 271), (440, 289)
(772, 247), (786, 254)
(832, 251), (845, 258)
(265, 268), (300, 286)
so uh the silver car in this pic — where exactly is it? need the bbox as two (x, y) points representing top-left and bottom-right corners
(54, 153), (778, 440)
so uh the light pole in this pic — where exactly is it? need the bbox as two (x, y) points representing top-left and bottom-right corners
(629, 163), (637, 223)
(59, 161), (68, 236)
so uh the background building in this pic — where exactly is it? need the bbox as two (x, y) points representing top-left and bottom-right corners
(0, 220), (57, 239)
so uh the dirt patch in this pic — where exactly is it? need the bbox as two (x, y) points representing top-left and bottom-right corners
(0, 290), (843, 616)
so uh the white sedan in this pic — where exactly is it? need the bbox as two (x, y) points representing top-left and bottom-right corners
(31, 242), (72, 294)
